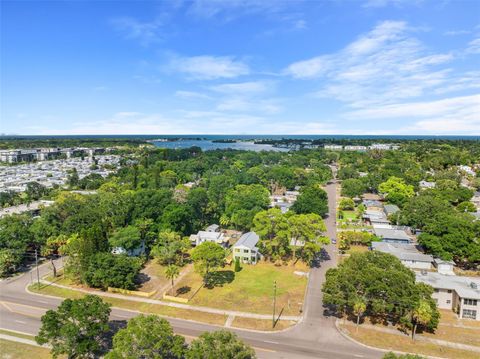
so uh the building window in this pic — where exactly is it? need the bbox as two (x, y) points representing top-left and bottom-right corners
(447, 290), (452, 294)
(243, 257), (248, 261)
(446, 300), (451, 304)
(434, 289), (439, 293)
(235, 249), (240, 253)
(243, 249), (249, 253)
(462, 309), (477, 319)
(464, 299), (478, 306)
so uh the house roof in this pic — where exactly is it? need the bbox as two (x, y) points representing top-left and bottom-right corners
(384, 204), (400, 214)
(374, 228), (411, 241)
(234, 231), (259, 250)
(205, 224), (220, 232)
(415, 272), (480, 300)
(371, 242), (433, 262)
(197, 231), (224, 241)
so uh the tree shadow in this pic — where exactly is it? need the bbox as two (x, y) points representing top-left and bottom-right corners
(204, 270), (235, 289)
(99, 319), (128, 355)
(135, 272), (151, 286)
(176, 286), (191, 295)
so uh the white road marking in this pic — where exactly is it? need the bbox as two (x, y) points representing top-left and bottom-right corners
(14, 320), (27, 324)
(262, 340), (279, 344)
(354, 355), (364, 358)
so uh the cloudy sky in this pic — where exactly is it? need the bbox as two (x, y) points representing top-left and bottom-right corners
(1, 0), (479, 135)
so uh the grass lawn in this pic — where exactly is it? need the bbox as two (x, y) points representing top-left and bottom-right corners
(0, 339), (55, 359)
(29, 283), (226, 326)
(339, 210), (357, 221)
(172, 261), (308, 316)
(345, 245), (369, 254)
(231, 317), (296, 331)
(339, 323), (479, 359)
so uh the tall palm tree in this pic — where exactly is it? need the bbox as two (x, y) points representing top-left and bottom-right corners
(165, 265), (180, 296)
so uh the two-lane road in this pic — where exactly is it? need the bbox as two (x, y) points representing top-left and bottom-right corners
(0, 181), (381, 359)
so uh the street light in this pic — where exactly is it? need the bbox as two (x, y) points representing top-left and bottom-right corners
(272, 280), (277, 328)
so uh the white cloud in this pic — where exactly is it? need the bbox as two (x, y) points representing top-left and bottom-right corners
(209, 81), (269, 94)
(466, 37), (480, 54)
(175, 90), (211, 100)
(111, 17), (163, 45)
(168, 55), (249, 80)
(444, 30), (471, 36)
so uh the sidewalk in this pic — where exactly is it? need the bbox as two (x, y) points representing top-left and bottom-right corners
(37, 279), (302, 321)
(0, 333), (48, 348)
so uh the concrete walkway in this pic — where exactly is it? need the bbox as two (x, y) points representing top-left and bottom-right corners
(0, 333), (48, 348)
(38, 279), (302, 321)
(341, 322), (480, 353)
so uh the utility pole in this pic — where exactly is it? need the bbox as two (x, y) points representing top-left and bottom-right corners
(35, 248), (40, 287)
(272, 280), (277, 328)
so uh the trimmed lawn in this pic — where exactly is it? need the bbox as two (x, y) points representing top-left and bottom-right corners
(173, 261), (308, 316)
(0, 339), (55, 359)
(29, 283), (226, 326)
(345, 245), (369, 254)
(0, 329), (36, 341)
(339, 323), (479, 359)
(340, 210), (357, 221)
(231, 317), (296, 331)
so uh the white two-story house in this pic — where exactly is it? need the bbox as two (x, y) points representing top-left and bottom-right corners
(233, 232), (261, 265)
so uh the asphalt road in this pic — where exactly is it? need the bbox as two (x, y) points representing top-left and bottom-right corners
(0, 181), (382, 359)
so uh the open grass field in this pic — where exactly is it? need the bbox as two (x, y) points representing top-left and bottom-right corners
(172, 261), (308, 316)
(339, 323), (480, 359)
(0, 339), (54, 359)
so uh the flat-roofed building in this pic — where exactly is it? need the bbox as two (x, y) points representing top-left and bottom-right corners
(371, 242), (433, 269)
(416, 271), (480, 320)
(374, 227), (412, 244)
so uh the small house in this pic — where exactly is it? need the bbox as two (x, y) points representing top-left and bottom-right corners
(189, 230), (226, 247)
(233, 232), (261, 265)
(374, 228), (412, 244)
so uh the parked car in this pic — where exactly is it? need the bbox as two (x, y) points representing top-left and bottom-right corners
(331, 238), (337, 244)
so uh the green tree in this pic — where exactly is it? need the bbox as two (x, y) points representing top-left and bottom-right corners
(353, 299), (366, 331)
(383, 353), (425, 359)
(84, 253), (142, 290)
(411, 299), (433, 340)
(151, 231), (189, 266)
(191, 242), (225, 284)
(288, 213), (328, 264)
(187, 330), (256, 359)
(339, 198), (355, 211)
(457, 201), (476, 213)
(67, 167), (80, 188)
(379, 177), (414, 206)
(0, 248), (18, 277)
(109, 225), (142, 253)
(234, 257), (241, 272)
(291, 186), (328, 217)
(224, 184), (270, 230)
(340, 179), (367, 198)
(36, 295), (111, 358)
(252, 208), (289, 261)
(105, 315), (186, 359)
(165, 264), (180, 296)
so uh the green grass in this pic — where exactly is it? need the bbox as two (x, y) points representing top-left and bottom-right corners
(339, 210), (357, 220)
(0, 339), (55, 359)
(174, 261), (308, 316)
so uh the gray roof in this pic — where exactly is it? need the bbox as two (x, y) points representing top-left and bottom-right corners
(384, 204), (400, 215)
(415, 272), (480, 300)
(205, 224), (220, 232)
(234, 231), (260, 250)
(371, 242), (433, 262)
(374, 228), (411, 241)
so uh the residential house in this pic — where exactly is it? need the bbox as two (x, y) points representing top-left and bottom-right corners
(416, 271), (480, 320)
(233, 232), (261, 265)
(383, 204), (400, 217)
(205, 224), (220, 233)
(373, 227), (412, 244)
(371, 242), (433, 269)
(111, 242), (145, 257)
(363, 210), (390, 226)
(419, 180), (436, 190)
(189, 230), (226, 247)
(434, 258), (455, 275)
(324, 145), (343, 151)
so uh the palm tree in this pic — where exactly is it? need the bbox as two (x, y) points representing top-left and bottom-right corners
(353, 299), (367, 332)
(165, 265), (180, 296)
(411, 300), (432, 340)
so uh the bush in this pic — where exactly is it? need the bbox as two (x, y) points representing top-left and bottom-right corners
(339, 198), (355, 211)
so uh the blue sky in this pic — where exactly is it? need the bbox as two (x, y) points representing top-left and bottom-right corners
(1, 0), (479, 135)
